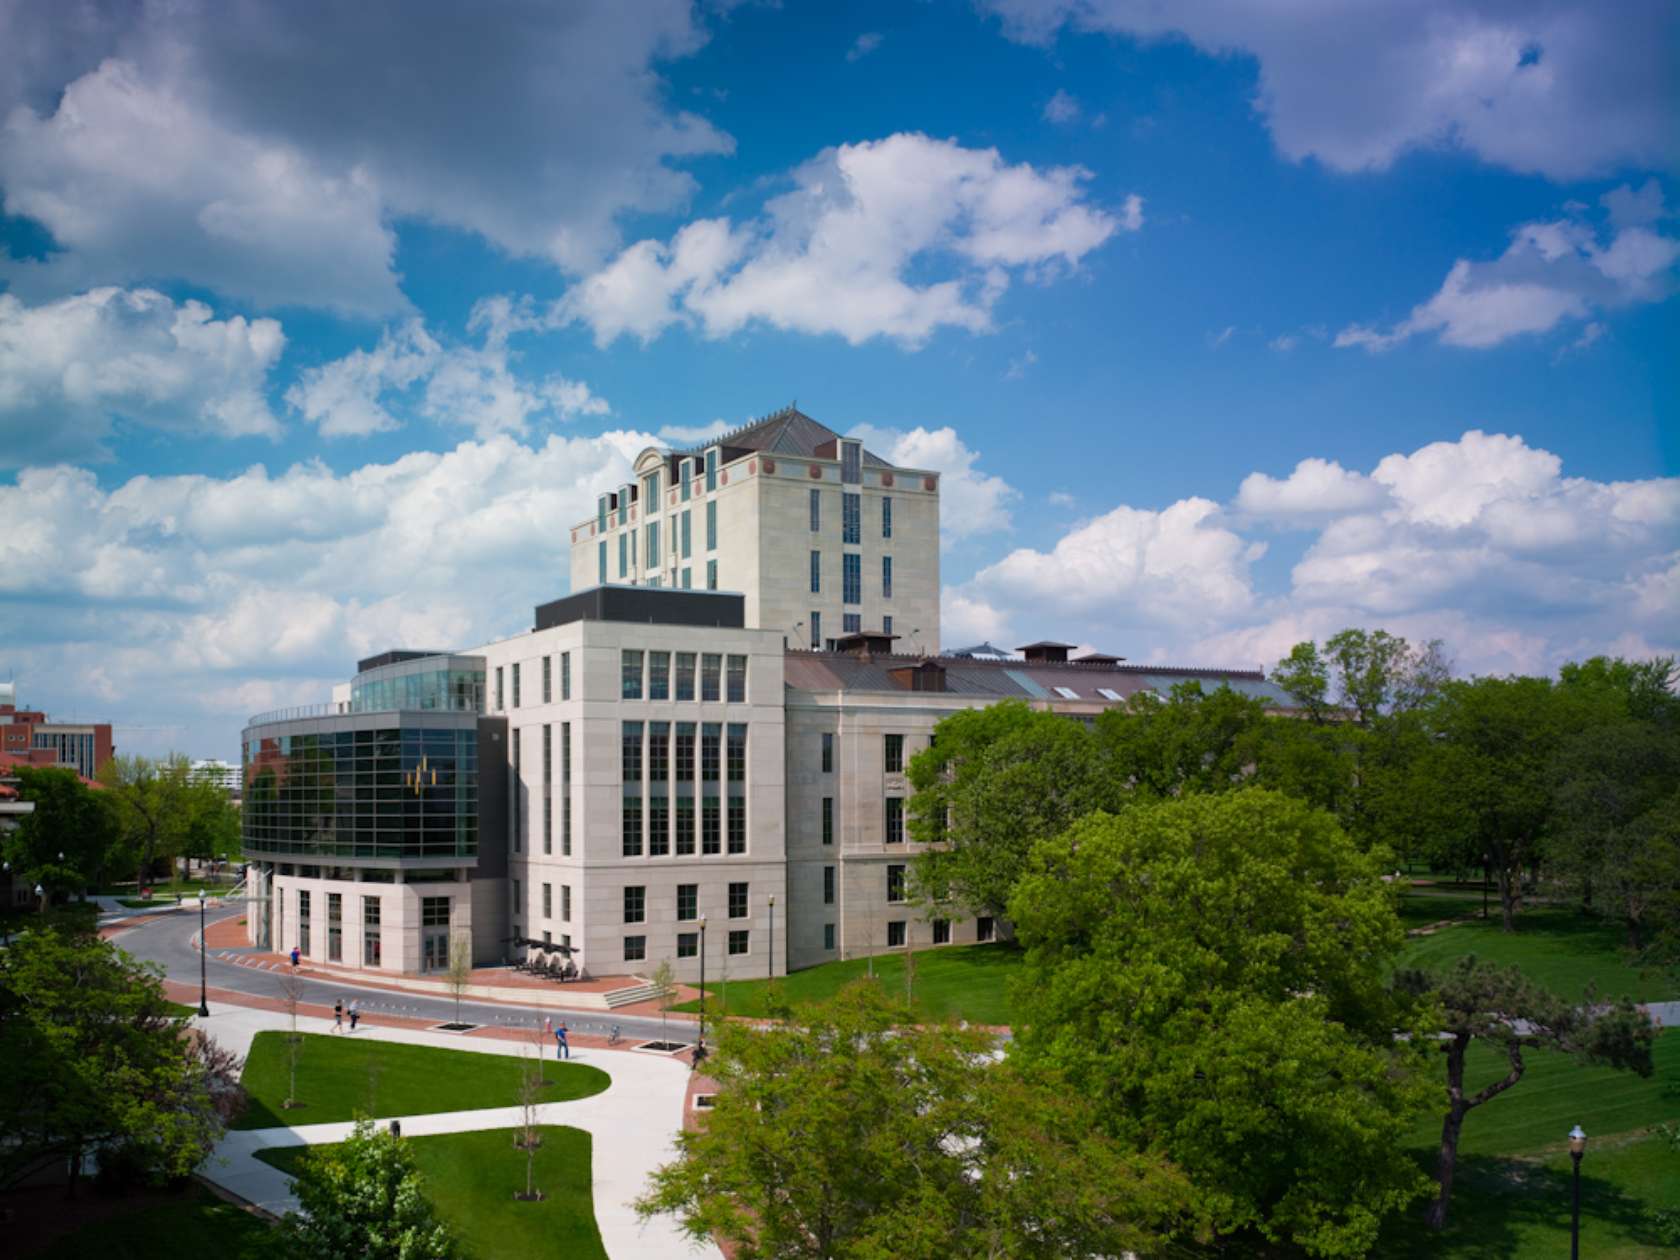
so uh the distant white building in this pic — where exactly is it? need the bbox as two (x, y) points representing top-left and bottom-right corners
(189, 758), (242, 795)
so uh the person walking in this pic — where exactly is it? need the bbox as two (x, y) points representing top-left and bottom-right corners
(333, 999), (344, 1033)
(290, 945), (300, 968)
(348, 999), (360, 1033)
(691, 1036), (707, 1072)
(555, 1021), (570, 1060)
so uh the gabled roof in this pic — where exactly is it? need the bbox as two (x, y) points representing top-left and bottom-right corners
(674, 406), (895, 469)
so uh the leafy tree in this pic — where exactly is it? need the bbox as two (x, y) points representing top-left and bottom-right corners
(650, 957), (677, 1042)
(1394, 957), (1656, 1229)
(445, 929), (473, 1026)
(907, 699), (1111, 919)
(6, 766), (121, 899)
(638, 981), (1190, 1259)
(1008, 789), (1436, 1257)
(1271, 639), (1333, 723)
(281, 1116), (457, 1259)
(277, 966), (306, 1109)
(1095, 681), (1269, 799)
(0, 927), (234, 1192)
(99, 754), (195, 885)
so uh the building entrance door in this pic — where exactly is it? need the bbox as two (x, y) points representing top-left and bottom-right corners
(422, 930), (449, 973)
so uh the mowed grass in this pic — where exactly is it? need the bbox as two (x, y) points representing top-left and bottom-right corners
(35, 1183), (278, 1259)
(257, 1126), (606, 1260)
(1399, 906), (1674, 1002)
(673, 942), (1022, 1025)
(1396, 882), (1490, 929)
(236, 1032), (609, 1129)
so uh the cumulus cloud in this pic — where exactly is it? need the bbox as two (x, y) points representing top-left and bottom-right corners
(0, 1), (730, 313)
(0, 286), (285, 466)
(847, 32), (883, 62)
(1235, 457), (1389, 524)
(557, 133), (1131, 348)
(1337, 191), (1679, 351)
(285, 304), (608, 439)
(1043, 89), (1081, 124)
(981, 0), (1679, 180)
(849, 423), (1019, 544)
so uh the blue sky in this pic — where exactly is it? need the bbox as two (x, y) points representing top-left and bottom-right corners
(1, 0), (1675, 760)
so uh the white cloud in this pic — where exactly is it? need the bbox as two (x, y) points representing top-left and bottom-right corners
(557, 133), (1130, 348)
(981, 0), (1679, 180)
(655, 419), (731, 445)
(1043, 89), (1081, 124)
(1337, 194), (1679, 351)
(847, 32), (884, 62)
(1268, 333), (1299, 352)
(1047, 490), (1077, 508)
(0, 286), (285, 466)
(1235, 457), (1388, 524)
(0, 2), (731, 313)
(850, 423), (1020, 544)
(1004, 349), (1039, 380)
(1209, 325), (1237, 348)
(285, 304), (608, 439)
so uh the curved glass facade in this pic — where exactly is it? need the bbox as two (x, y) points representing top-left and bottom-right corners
(350, 658), (485, 714)
(243, 719), (478, 860)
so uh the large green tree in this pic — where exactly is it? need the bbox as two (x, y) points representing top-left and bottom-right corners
(1095, 680), (1269, 799)
(6, 766), (122, 899)
(281, 1117), (456, 1259)
(99, 753), (208, 884)
(1008, 789), (1435, 1257)
(639, 981), (1191, 1259)
(1394, 957), (1656, 1229)
(0, 926), (235, 1192)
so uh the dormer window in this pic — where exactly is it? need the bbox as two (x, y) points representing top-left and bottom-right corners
(840, 440), (862, 484)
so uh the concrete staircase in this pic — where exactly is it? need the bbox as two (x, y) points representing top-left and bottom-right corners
(603, 980), (660, 1009)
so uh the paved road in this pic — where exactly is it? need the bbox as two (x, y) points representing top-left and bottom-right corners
(111, 905), (702, 1046)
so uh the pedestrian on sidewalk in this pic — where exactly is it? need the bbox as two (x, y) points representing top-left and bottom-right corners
(555, 1021), (569, 1060)
(692, 1036), (707, 1072)
(290, 945), (300, 968)
(348, 999), (360, 1032)
(333, 999), (344, 1033)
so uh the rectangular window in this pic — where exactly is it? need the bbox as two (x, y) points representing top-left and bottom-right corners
(648, 651), (670, 701)
(885, 797), (904, 844)
(561, 651), (571, 700)
(648, 721), (670, 780)
(645, 520), (660, 569)
(681, 509), (692, 559)
(821, 796), (833, 845)
(727, 797), (746, 854)
(933, 918), (951, 945)
(630, 525), (636, 574)
(701, 654), (722, 702)
(622, 796), (642, 856)
(726, 724), (746, 782)
(705, 499), (717, 550)
(882, 555), (893, 599)
(542, 883), (552, 918)
(598, 539), (607, 584)
(619, 487), (629, 526)
(823, 865), (835, 905)
(512, 662), (521, 707)
(809, 487), (820, 531)
(677, 932), (698, 958)
(622, 721), (643, 782)
(728, 929), (749, 956)
(843, 613), (860, 634)
(624, 885), (645, 923)
(884, 734), (904, 773)
(677, 883), (698, 921)
(843, 553), (861, 604)
(598, 496), (608, 531)
(422, 897), (451, 927)
(882, 496), (892, 538)
(643, 470), (660, 507)
(675, 652), (696, 701)
(542, 723), (553, 855)
(681, 567), (691, 589)
(701, 722), (721, 781)
(648, 794), (669, 856)
(726, 656), (746, 704)
(512, 728), (522, 852)
(495, 666), (504, 711)
(705, 448), (718, 492)
(618, 531), (627, 578)
(561, 722), (573, 856)
(706, 559), (718, 590)
(362, 895), (382, 967)
(327, 892), (342, 962)
(621, 649), (643, 699)
(821, 732), (834, 773)
(675, 721), (696, 779)
(841, 440), (861, 484)
(887, 920), (906, 948)
(842, 492), (860, 544)
(562, 884), (572, 922)
(542, 655), (552, 703)
(681, 459), (692, 501)
(887, 864), (906, 903)
(701, 796), (720, 855)
(624, 935), (646, 962)
(824, 923), (835, 951)
(810, 550), (821, 593)
(883, 615), (893, 635)
(977, 916), (995, 943)
(675, 796), (695, 856)
(810, 610), (821, 650)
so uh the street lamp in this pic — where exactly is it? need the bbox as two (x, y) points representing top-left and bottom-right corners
(698, 915), (708, 1045)
(768, 894), (775, 980)
(33, 882), (45, 915)
(1568, 1125), (1586, 1260)
(196, 893), (211, 1018)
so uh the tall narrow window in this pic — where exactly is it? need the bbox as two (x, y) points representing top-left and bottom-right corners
(511, 728), (521, 852)
(701, 723), (721, 781)
(681, 568), (691, 589)
(645, 520), (660, 568)
(624, 885), (646, 923)
(809, 488), (820, 531)
(542, 656), (552, 703)
(885, 797), (904, 844)
(542, 883), (552, 917)
(726, 797), (745, 854)
(681, 510), (692, 559)
(842, 492), (860, 544)
(622, 721), (643, 783)
(598, 539), (607, 583)
(810, 549), (821, 593)
(622, 795), (643, 856)
(648, 793), (669, 856)
(327, 893), (342, 962)
(562, 884), (572, 921)
(495, 666), (504, 711)
(823, 866), (835, 904)
(887, 864), (906, 903)
(726, 655), (746, 703)
(884, 734), (904, 773)
(701, 796), (720, 855)
(621, 650), (643, 699)
(706, 560), (718, 590)
(824, 923), (835, 951)
(618, 531), (627, 578)
(512, 662), (521, 707)
(561, 651), (571, 700)
(882, 555), (893, 599)
(648, 721), (670, 780)
(649, 651), (670, 701)
(561, 722), (572, 856)
(843, 553), (861, 604)
(705, 448), (718, 492)
(362, 896), (382, 967)
(882, 496), (892, 538)
(643, 470), (660, 505)
(705, 500), (717, 550)
(701, 654), (722, 702)
(810, 610), (821, 650)
(821, 732), (834, 773)
(598, 497), (608, 531)
(677, 884), (698, 920)
(675, 796), (695, 856)
(675, 652), (696, 701)
(542, 723), (553, 854)
(821, 796), (833, 845)
(728, 882), (749, 918)
(681, 459), (691, 500)
(883, 615), (893, 635)
(840, 439), (861, 484)
(298, 890), (311, 956)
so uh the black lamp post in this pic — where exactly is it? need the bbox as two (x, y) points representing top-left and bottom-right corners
(1568, 1124), (1586, 1259)
(698, 916), (708, 1044)
(768, 894), (775, 980)
(196, 893), (211, 1018)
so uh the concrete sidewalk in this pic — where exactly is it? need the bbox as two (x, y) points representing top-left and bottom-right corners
(191, 1004), (718, 1259)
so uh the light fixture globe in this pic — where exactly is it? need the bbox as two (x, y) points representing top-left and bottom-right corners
(1568, 1125), (1586, 1157)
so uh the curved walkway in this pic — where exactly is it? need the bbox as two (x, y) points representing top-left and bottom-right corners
(192, 1003), (719, 1259)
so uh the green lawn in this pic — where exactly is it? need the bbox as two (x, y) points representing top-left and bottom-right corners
(1399, 906), (1675, 1002)
(35, 1183), (278, 1259)
(672, 941), (1022, 1025)
(256, 1126), (606, 1260)
(1396, 883), (1490, 929)
(235, 1032), (609, 1129)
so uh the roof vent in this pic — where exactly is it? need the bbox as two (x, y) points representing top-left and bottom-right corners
(1017, 640), (1075, 664)
(1073, 651), (1126, 666)
(889, 661), (948, 693)
(834, 630), (899, 661)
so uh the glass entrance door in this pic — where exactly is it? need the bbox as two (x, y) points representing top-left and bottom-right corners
(423, 930), (449, 973)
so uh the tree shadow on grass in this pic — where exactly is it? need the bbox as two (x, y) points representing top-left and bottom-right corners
(1373, 1153), (1665, 1259)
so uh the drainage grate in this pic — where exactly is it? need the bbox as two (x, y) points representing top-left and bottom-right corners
(636, 1040), (690, 1054)
(431, 1021), (480, 1034)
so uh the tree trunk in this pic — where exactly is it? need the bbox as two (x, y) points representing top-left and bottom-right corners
(1628, 915), (1642, 951)
(1496, 863), (1517, 933)
(1427, 1036), (1470, 1229)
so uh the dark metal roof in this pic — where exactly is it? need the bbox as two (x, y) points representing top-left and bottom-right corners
(947, 641), (1014, 659)
(1017, 640), (1077, 651)
(534, 585), (746, 631)
(355, 649), (451, 674)
(672, 406), (895, 469)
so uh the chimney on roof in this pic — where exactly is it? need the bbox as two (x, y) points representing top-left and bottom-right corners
(835, 630), (899, 661)
(889, 661), (947, 693)
(1017, 640), (1075, 664)
(1073, 651), (1126, 666)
